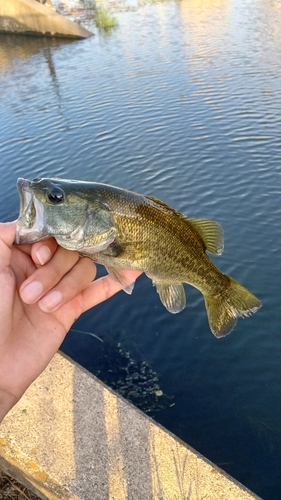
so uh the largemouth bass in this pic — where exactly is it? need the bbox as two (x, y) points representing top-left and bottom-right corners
(15, 178), (261, 337)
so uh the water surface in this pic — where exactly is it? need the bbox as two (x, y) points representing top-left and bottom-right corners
(0, 1), (281, 498)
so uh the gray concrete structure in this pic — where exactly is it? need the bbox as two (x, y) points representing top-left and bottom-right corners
(0, 352), (261, 500)
(0, 0), (93, 38)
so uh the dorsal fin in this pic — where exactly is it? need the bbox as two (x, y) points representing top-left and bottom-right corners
(188, 219), (224, 255)
(145, 195), (189, 219)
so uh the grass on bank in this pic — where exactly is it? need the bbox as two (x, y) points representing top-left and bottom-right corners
(94, 6), (118, 30)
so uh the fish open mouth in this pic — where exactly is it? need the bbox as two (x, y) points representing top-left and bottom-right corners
(15, 178), (46, 245)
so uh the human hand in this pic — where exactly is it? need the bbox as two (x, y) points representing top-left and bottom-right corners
(0, 222), (141, 422)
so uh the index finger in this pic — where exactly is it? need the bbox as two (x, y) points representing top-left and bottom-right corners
(31, 238), (58, 266)
(80, 270), (143, 313)
(14, 237), (58, 265)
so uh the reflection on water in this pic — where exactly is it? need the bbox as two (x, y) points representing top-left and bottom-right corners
(180, 0), (229, 39)
(0, 1), (281, 499)
(0, 34), (72, 70)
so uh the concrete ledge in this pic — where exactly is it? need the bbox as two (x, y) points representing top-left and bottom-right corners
(0, 0), (93, 38)
(0, 352), (261, 500)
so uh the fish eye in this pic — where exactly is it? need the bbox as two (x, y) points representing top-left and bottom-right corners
(47, 187), (65, 204)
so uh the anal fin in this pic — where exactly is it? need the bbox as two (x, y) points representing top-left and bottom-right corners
(156, 283), (186, 314)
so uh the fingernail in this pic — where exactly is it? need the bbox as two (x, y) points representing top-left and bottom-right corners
(39, 291), (62, 313)
(21, 281), (44, 303)
(35, 246), (52, 265)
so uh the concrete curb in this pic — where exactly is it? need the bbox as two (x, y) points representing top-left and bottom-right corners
(0, 0), (93, 38)
(0, 352), (261, 500)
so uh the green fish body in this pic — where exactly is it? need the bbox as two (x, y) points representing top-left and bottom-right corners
(15, 178), (261, 337)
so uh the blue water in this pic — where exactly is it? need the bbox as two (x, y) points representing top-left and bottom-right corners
(1, 1), (281, 497)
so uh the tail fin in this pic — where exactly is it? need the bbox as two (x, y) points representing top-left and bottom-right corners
(204, 276), (261, 338)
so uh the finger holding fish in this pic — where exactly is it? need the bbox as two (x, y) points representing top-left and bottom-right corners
(31, 238), (58, 266)
(20, 245), (93, 305)
(38, 256), (97, 313)
(80, 269), (142, 314)
(13, 237), (57, 268)
(17, 235), (140, 315)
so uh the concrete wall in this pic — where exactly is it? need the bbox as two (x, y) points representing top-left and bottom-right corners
(0, 352), (261, 500)
(0, 0), (93, 38)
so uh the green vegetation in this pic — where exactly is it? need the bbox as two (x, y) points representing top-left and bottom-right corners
(78, 0), (118, 31)
(94, 6), (118, 30)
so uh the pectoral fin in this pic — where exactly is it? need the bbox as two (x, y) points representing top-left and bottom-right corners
(79, 232), (117, 254)
(106, 267), (135, 295)
(156, 283), (186, 314)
